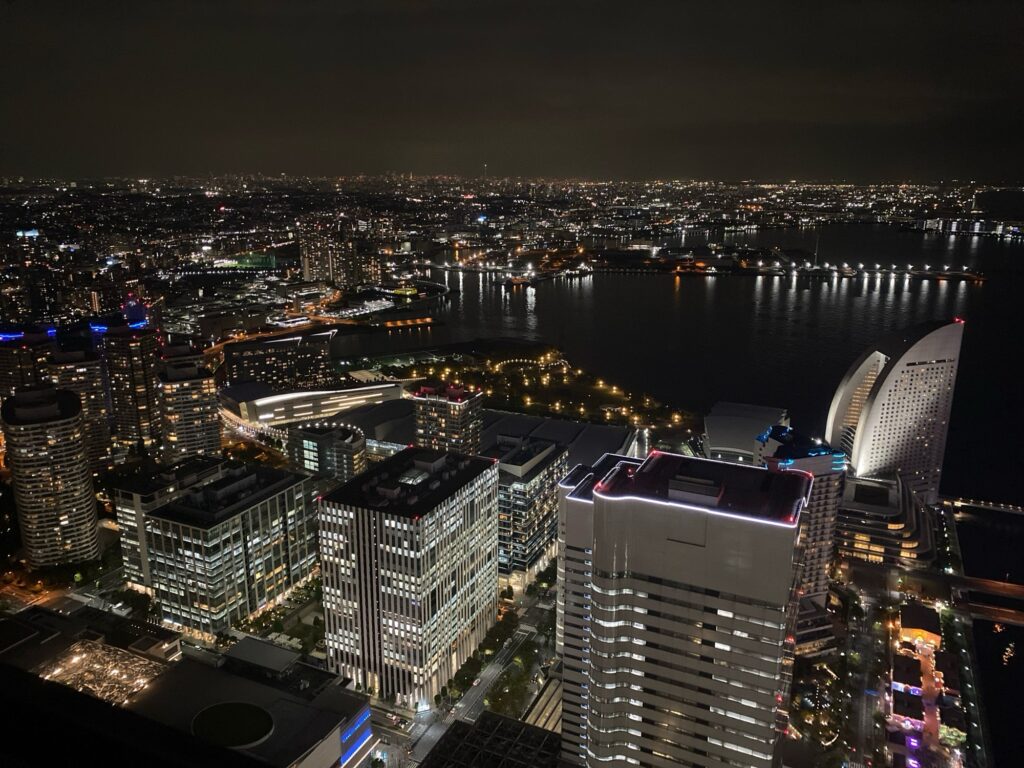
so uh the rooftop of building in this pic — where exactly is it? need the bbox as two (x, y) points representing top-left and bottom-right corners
(760, 424), (840, 461)
(128, 653), (366, 768)
(323, 447), (494, 518)
(0, 385), (81, 426)
(337, 398), (634, 468)
(158, 365), (214, 383)
(112, 455), (229, 496)
(704, 400), (789, 456)
(893, 653), (923, 686)
(418, 711), (561, 768)
(570, 450), (811, 526)
(49, 348), (100, 365)
(149, 464), (308, 528)
(481, 435), (566, 483)
(288, 422), (365, 441)
(411, 380), (483, 404)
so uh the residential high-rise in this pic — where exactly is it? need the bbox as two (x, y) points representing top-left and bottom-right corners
(320, 448), (499, 709)
(482, 435), (568, 593)
(557, 451), (811, 768)
(826, 319), (964, 504)
(104, 326), (161, 452)
(286, 422), (368, 487)
(47, 349), (112, 469)
(412, 383), (483, 455)
(1, 386), (99, 567)
(142, 462), (317, 638)
(0, 332), (53, 401)
(157, 364), (221, 461)
(112, 455), (231, 593)
(299, 214), (347, 283)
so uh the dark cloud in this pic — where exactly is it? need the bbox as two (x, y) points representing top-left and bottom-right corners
(1, 0), (1022, 180)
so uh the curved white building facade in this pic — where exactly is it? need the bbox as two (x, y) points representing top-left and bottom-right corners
(826, 320), (963, 504)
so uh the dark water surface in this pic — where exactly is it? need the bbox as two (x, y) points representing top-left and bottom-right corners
(412, 223), (1022, 504)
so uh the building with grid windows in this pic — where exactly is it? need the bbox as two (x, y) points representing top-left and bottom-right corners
(482, 435), (567, 593)
(47, 349), (111, 469)
(157, 364), (221, 462)
(286, 422), (367, 488)
(142, 463), (317, 638)
(1, 386), (99, 567)
(557, 451), (810, 768)
(412, 383), (483, 455)
(826, 319), (963, 504)
(113, 456), (231, 593)
(105, 326), (161, 451)
(320, 448), (498, 710)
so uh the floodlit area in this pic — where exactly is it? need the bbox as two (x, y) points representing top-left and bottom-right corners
(37, 640), (164, 705)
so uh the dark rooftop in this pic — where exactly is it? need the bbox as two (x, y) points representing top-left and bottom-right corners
(418, 711), (561, 768)
(323, 447), (494, 518)
(112, 455), (230, 496)
(150, 464), (308, 528)
(0, 386), (81, 426)
(900, 602), (942, 636)
(575, 451), (811, 525)
(760, 424), (839, 461)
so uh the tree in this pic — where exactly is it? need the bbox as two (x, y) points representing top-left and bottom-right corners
(525, 583), (538, 597)
(434, 693), (442, 707)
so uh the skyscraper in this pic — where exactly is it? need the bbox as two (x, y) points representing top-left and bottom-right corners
(0, 332), (53, 401)
(298, 214), (346, 283)
(1, 386), (99, 567)
(412, 383), (483, 455)
(104, 326), (161, 452)
(557, 451), (810, 768)
(47, 349), (112, 470)
(157, 364), (221, 461)
(482, 435), (568, 594)
(826, 319), (963, 504)
(142, 462), (318, 638)
(320, 448), (499, 709)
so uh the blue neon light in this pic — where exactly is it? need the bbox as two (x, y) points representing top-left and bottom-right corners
(779, 458), (794, 467)
(46, 328), (57, 337)
(341, 708), (371, 742)
(0, 332), (25, 341)
(89, 324), (109, 333)
(128, 320), (148, 329)
(339, 728), (373, 767)
(755, 428), (771, 445)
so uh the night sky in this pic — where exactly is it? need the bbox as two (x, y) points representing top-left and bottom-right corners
(2, 0), (1022, 181)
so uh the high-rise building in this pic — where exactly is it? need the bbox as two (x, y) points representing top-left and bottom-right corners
(47, 349), (112, 469)
(557, 451), (811, 768)
(0, 332), (53, 401)
(412, 383), (483, 455)
(112, 455), (231, 593)
(157, 364), (221, 461)
(104, 326), (161, 452)
(142, 462), (318, 638)
(223, 331), (335, 390)
(1, 386), (99, 567)
(299, 214), (347, 283)
(760, 426), (846, 657)
(482, 435), (568, 593)
(320, 448), (499, 709)
(703, 401), (789, 464)
(826, 319), (964, 504)
(286, 422), (368, 487)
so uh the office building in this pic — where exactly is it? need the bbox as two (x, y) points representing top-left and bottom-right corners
(826, 319), (964, 504)
(157, 364), (221, 461)
(320, 448), (499, 709)
(0, 332), (54, 403)
(412, 383), (483, 455)
(105, 326), (161, 451)
(223, 330), (335, 390)
(113, 455), (231, 593)
(482, 435), (568, 593)
(47, 349), (111, 469)
(144, 463), (318, 637)
(1, 386), (99, 567)
(286, 422), (368, 487)
(557, 451), (811, 768)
